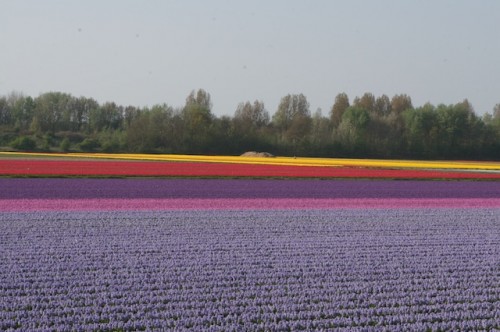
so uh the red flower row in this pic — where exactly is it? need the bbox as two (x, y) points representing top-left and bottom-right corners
(1, 160), (499, 179)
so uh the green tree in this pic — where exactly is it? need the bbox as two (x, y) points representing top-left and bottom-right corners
(31, 92), (74, 133)
(330, 92), (350, 128)
(89, 102), (123, 132)
(126, 104), (175, 152)
(78, 138), (100, 152)
(181, 89), (213, 153)
(309, 108), (333, 155)
(353, 92), (376, 113)
(123, 105), (140, 130)
(207, 115), (239, 154)
(185, 89), (212, 110)
(0, 96), (10, 126)
(336, 106), (370, 153)
(391, 94), (413, 114)
(234, 100), (269, 129)
(481, 104), (500, 158)
(232, 100), (270, 152)
(72, 96), (99, 132)
(11, 136), (37, 151)
(494, 103), (500, 119)
(403, 104), (439, 158)
(8, 93), (35, 131)
(429, 101), (484, 158)
(375, 94), (392, 116)
(273, 93), (311, 144)
(60, 138), (71, 152)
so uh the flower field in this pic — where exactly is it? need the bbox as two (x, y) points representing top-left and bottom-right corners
(1, 178), (499, 331)
(1, 179), (499, 211)
(1, 152), (499, 179)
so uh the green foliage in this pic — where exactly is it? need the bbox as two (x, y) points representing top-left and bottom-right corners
(0, 126), (16, 147)
(78, 138), (100, 152)
(403, 104), (439, 158)
(353, 93), (376, 113)
(10, 136), (37, 151)
(100, 131), (124, 153)
(335, 106), (371, 153)
(273, 94), (312, 146)
(181, 90), (214, 154)
(342, 106), (370, 129)
(0, 90), (498, 159)
(60, 138), (71, 152)
(330, 93), (350, 128)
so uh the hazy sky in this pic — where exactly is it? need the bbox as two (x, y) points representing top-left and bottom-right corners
(1, 0), (499, 116)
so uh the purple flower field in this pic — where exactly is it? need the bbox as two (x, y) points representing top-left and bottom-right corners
(0, 179), (499, 331)
(1, 178), (499, 199)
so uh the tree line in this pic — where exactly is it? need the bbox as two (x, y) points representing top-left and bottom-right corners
(0, 90), (499, 160)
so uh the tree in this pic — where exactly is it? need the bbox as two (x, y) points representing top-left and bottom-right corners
(0, 97), (9, 126)
(273, 93), (311, 135)
(490, 103), (500, 134)
(375, 94), (392, 116)
(285, 112), (312, 143)
(353, 92), (376, 113)
(431, 102), (484, 158)
(271, 94), (312, 155)
(481, 104), (500, 158)
(126, 104), (174, 152)
(185, 89), (212, 111)
(8, 93), (35, 131)
(232, 100), (270, 151)
(30, 92), (71, 132)
(272, 94), (311, 154)
(391, 94), (413, 114)
(89, 102), (123, 132)
(181, 89), (213, 153)
(234, 100), (269, 129)
(403, 104), (439, 157)
(72, 96), (99, 132)
(330, 93), (350, 128)
(310, 108), (332, 148)
(207, 115), (239, 154)
(494, 104), (500, 119)
(60, 138), (71, 152)
(11, 136), (37, 151)
(336, 106), (370, 153)
(456, 98), (474, 114)
(148, 104), (175, 150)
(123, 105), (140, 129)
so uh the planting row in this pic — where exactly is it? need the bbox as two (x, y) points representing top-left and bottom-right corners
(8, 152), (499, 170)
(1, 178), (499, 200)
(1, 159), (499, 179)
(1, 209), (498, 331)
(1, 198), (498, 212)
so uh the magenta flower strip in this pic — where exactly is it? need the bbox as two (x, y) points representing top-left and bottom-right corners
(1, 197), (499, 211)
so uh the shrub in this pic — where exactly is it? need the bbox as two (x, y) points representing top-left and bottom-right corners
(60, 138), (71, 152)
(10, 136), (37, 151)
(78, 138), (100, 152)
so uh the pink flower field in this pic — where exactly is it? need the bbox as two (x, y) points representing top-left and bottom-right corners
(1, 197), (499, 211)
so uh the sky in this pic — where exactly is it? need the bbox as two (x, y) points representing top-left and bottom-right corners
(1, 0), (499, 116)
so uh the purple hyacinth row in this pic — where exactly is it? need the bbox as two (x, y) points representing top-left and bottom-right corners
(1, 209), (499, 331)
(1, 178), (499, 199)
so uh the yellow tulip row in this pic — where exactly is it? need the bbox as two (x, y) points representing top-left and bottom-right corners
(1, 151), (499, 171)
